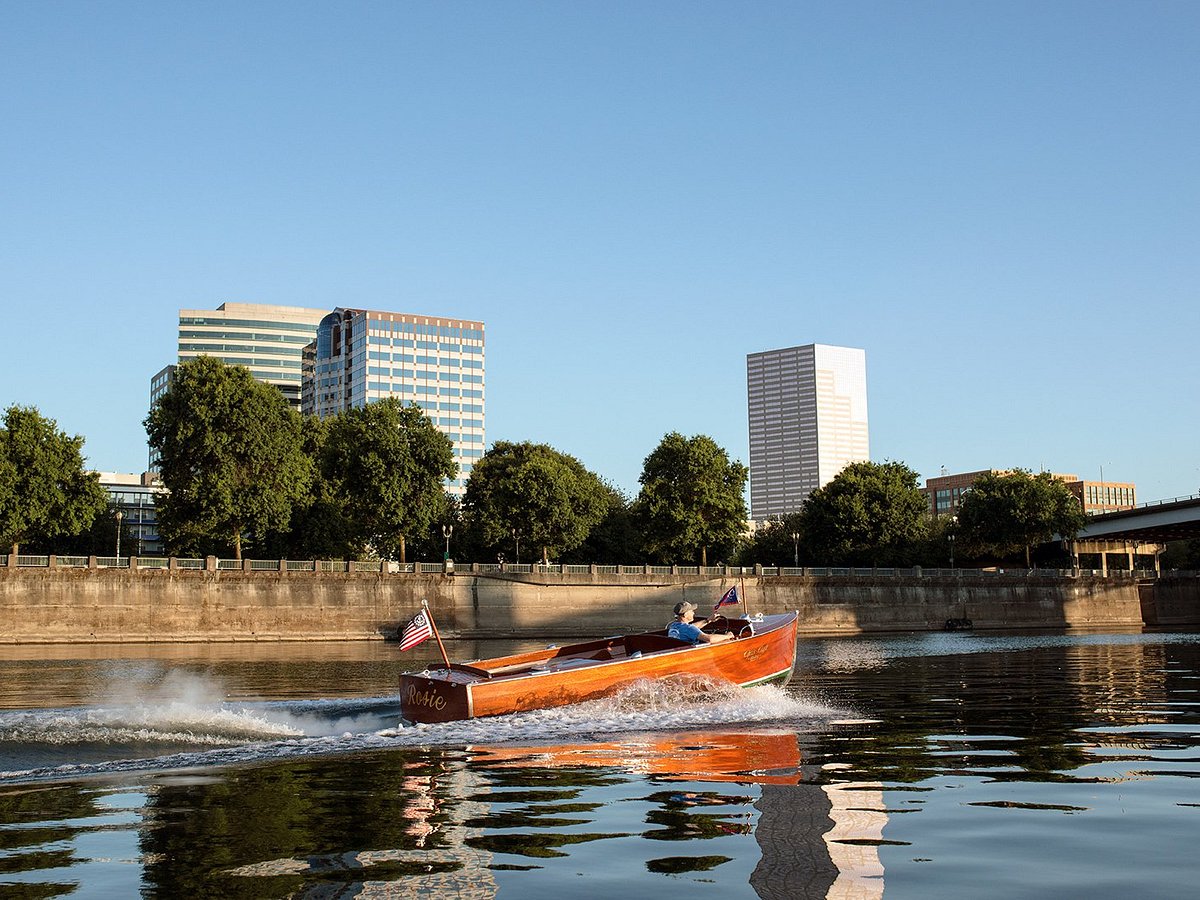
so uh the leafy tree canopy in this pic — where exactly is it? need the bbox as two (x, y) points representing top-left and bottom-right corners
(319, 398), (456, 561)
(255, 414), (359, 560)
(955, 469), (1088, 567)
(559, 482), (639, 564)
(0, 405), (107, 554)
(463, 441), (609, 563)
(145, 357), (314, 558)
(798, 460), (929, 566)
(735, 512), (806, 567)
(633, 432), (748, 566)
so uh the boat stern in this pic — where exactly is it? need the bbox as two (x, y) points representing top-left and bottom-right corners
(400, 672), (472, 723)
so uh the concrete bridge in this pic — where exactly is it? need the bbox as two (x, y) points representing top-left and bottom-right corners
(1061, 494), (1200, 574)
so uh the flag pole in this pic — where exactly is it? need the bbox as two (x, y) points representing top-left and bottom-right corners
(422, 598), (453, 669)
(739, 571), (748, 615)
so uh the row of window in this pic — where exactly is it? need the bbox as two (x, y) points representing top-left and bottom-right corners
(351, 385), (482, 399)
(179, 330), (313, 344)
(181, 343), (304, 357)
(180, 355), (302, 374)
(436, 402), (483, 413)
(313, 386), (485, 407)
(366, 334), (484, 354)
(365, 367), (485, 382)
(1086, 487), (1134, 505)
(364, 320), (483, 341)
(365, 351), (483, 368)
(106, 491), (160, 505)
(180, 317), (318, 333)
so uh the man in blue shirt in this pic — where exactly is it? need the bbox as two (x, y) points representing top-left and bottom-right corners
(667, 601), (734, 644)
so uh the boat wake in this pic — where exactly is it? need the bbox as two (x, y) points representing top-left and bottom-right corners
(0, 676), (838, 785)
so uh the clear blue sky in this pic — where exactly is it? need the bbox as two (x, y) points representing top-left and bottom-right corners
(2, 1), (1197, 502)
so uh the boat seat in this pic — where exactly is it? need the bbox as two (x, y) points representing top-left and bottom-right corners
(624, 634), (691, 654)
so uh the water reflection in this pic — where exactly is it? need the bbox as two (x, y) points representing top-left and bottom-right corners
(1, 632), (1197, 898)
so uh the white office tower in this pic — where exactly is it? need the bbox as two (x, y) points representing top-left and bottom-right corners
(304, 308), (486, 496)
(747, 343), (869, 519)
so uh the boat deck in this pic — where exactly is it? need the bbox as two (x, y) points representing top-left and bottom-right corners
(426, 621), (760, 685)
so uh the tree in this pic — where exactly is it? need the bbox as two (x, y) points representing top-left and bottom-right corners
(319, 398), (456, 562)
(145, 357), (314, 559)
(798, 460), (929, 566)
(560, 482), (640, 564)
(463, 441), (609, 564)
(0, 405), (107, 555)
(632, 432), (748, 566)
(735, 512), (805, 567)
(255, 415), (359, 561)
(955, 470), (1088, 567)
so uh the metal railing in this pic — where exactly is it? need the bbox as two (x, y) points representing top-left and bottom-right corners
(2, 553), (1191, 579)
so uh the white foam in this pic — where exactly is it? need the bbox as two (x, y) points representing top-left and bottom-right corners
(384, 679), (838, 747)
(0, 679), (842, 784)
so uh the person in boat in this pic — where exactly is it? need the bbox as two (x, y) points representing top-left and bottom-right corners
(668, 601), (734, 644)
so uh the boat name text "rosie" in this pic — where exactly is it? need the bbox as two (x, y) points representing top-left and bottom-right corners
(405, 685), (448, 711)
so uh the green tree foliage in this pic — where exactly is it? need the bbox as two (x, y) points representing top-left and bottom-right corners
(633, 432), (748, 566)
(560, 483), (639, 564)
(955, 470), (1088, 567)
(1161, 539), (1200, 571)
(256, 415), (359, 560)
(463, 441), (609, 564)
(735, 512), (805, 567)
(145, 357), (314, 559)
(798, 460), (929, 566)
(0, 405), (107, 554)
(319, 398), (456, 561)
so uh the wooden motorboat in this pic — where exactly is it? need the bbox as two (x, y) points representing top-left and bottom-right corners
(399, 611), (799, 724)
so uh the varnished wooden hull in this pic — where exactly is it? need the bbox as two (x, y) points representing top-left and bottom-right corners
(400, 612), (799, 724)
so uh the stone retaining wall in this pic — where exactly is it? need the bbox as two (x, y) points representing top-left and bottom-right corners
(2, 566), (1193, 643)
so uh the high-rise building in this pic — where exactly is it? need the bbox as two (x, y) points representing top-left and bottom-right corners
(148, 302), (329, 470)
(747, 343), (869, 519)
(172, 302), (328, 409)
(304, 307), (485, 495)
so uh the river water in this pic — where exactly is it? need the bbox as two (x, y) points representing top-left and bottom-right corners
(1, 628), (1197, 899)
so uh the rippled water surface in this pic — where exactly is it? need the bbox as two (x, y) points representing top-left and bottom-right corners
(1, 629), (1197, 898)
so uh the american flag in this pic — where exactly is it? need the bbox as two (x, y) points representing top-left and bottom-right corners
(714, 586), (739, 612)
(399, 611), (433, 651)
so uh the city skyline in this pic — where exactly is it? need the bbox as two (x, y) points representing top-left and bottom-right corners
(2, 3), (1197, 503)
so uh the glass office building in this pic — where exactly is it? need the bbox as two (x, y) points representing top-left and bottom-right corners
(148, 303), (328, 470)
(747, 343), (869, 519)
(172, 302), (328, 409)
(305, 308), (486, 495)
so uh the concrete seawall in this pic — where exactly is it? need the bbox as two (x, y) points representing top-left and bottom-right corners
(2, 566), (1195, 643)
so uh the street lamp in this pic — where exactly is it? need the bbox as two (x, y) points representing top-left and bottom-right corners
(442, 524), (453, 561)
(948, 532), (956, 569)
(791, 532), (800, 568)
(115, 509), (124, 560)
(512, 528), (520, 564)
